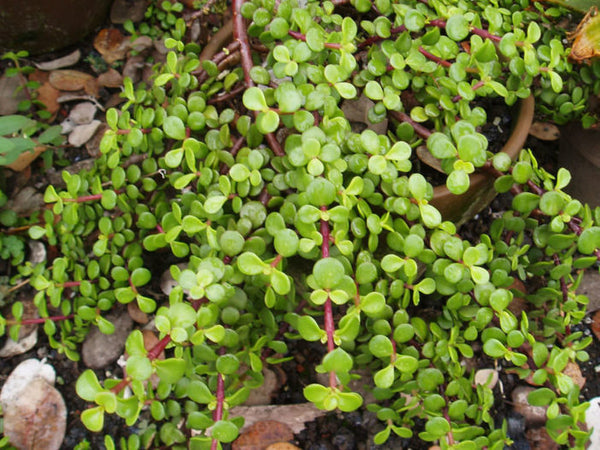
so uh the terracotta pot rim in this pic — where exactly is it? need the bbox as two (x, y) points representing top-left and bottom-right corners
(430, 95), (535, 221)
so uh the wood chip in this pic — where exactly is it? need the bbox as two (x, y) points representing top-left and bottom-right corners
(529, 121), (560, 141)
(416, 145), (444, 173)
(34, 49), (81, 71)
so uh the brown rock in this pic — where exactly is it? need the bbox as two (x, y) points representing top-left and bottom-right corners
(232, 420), (294, 450)
(3, 378), (66, 450)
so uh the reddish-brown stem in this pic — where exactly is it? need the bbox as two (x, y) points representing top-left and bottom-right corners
(211, 351), (226, 450)
(220, 135), (246, 174)
(233, 0), (284, 157)
(60, 280), (83, 288)
(7, 314), (74, 325)
(452, 80), (485, 102)
(389, 110), (432, 139)
(320, 207), (337, 389)
(271, 254), (283, 267)
(208, 84), (246, 105)
(64, 194), (102, 203)
(428, 19), (501, 43)
(358, 25), (406, 49)
(288, 30), (342, 49)
(116, 128), (152, 135)
(419, 46), (451, 67)
(147, 334), (172, 360)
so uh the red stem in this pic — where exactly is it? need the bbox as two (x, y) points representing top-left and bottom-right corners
(389, 110), (432, 139)
(358, 25), (406, 49)
(11, 314), (74, 325)
(429, 19), (501, 43)
(320, 207), (337, 389)
(288, 30), (342, 49)
(233, 0), (284, 157)
(147, 334), (171, 360)
(419, 46), (451, 67)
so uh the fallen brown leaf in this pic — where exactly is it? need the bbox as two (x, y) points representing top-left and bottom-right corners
(94, 28), (130, 64)
(564, 361), (586, 390)
(232, 420), (294, 450)
(97, 68), (124, 88)
(128, 300), (149, 324)
(34, 49), (81, 71)
(36, 82), (61, 116)
(49, 70), (95, 91)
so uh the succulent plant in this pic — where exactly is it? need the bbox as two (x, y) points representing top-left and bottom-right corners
(1, 0), (600, 448)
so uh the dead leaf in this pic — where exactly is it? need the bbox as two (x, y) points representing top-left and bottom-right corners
(564, 361), (586, 389)
(94, 28), (130, 64)
(68, 102), (97, 125)
(68, 120), (102, 147)
(232, 420), (294, 450)
(529, 121), (560, 141)
(36, 82), (61, 116)
(229, 404), (328, 434)
(0, 75), (27, 115)
(3, 377), (66, 450)
(122, 54), (146, 84)
(34, 49), (81, 71)
(97, 68), (124, 88)
(49, 70), (95, 91)
(5, 146), (46, 172)
(416, 145), (444, 173)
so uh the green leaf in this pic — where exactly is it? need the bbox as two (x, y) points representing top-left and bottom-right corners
(374, 365), (395, 388)
(154, 358), (187, 383)
(256, 110), (280, 134)
(369, 335), (393, 358)
(76, 370), (104, 402)
(237, 252), (265, 275)
(365, 81), (384, 101)
(204, 195), (227, 214)
(131, 267), (151, 287)
(445, 14), (469, 41)
(297, 315), (325, 341)
(322, 347), (353, 373)
(0, 115), (34, 135)
(243, 87), (268, 111)
(81, 406), (105, 432)
(126, 355), (153, 381)
(483, 338), (507, 358)
(447, 169), (470, 195)
(188, 380), (214, 404)
(211, 420), (239, 443)
(527, 387), (555, 406)
(334, 82), (357, 99)
(163, 116), (187, 140)
(313, 257), (344, 289)
(304, 383), (330, 403)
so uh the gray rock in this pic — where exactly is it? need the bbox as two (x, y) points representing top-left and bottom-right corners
(581, 269), (600, 312)
(82, 311), (133, 369)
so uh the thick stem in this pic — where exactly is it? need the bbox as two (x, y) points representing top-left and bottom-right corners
(147, 334), (171, 360)
(208, 83), (246, 105)
(288, 30), (342, 49)
(211, 350), (226, 450)
(389, 110), (432, 139)
(419, 46), (451, 67)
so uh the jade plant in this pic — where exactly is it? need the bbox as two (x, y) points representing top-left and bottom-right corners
(2, 0), (600, 448)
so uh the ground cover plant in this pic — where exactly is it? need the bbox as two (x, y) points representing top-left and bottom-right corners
(3, 0), (600, 448)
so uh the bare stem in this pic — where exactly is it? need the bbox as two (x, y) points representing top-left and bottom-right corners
(389, 110), (432, 139)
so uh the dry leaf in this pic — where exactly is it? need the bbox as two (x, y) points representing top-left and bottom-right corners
(529, 122), (560, 141)
(34, 49), (81, 71)
(0, 75), (27, 115)
(68, 120), (102, 147)
(36, 82), (61, 116)
(564, 361), (586, 389)
(5, 146), (46, 172)
(94, 28), (130, 64)
(2, 377), (66, 450)
(68, 102), (97, 125)
(49, 70), (95, 91)
(416, 145), (444, 173)
(98, 68), (124, 88)
(232, 420), (294, 450)
(229, 404), (328, 434)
